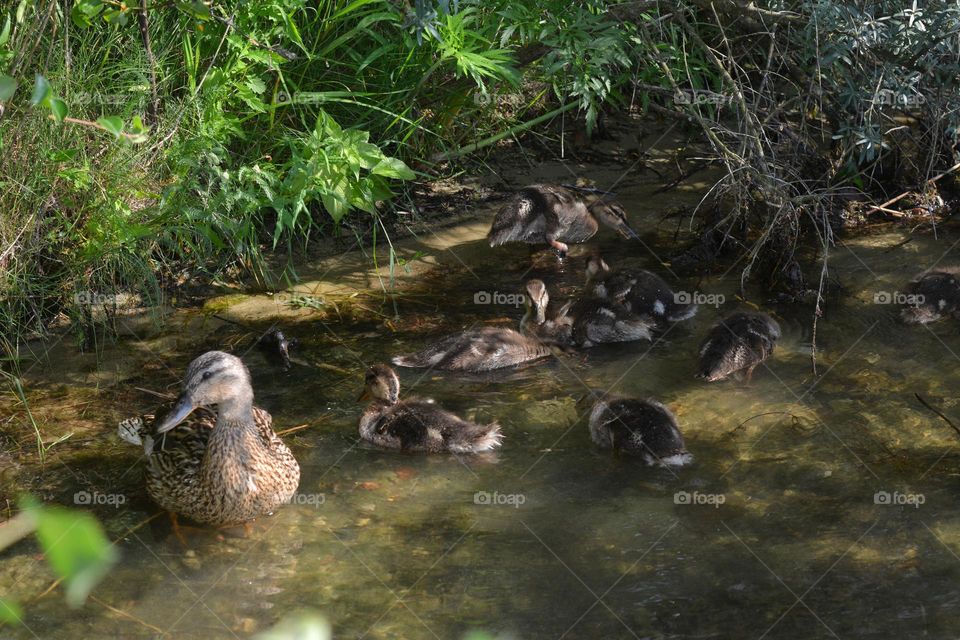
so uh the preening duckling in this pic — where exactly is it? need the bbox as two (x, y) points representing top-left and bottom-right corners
(525, 279), (654, 347)
(900, 268), (960, 324)
(589, 396), (692, 466)
(487, 184), (639, 257)
(697, 312), (780, 382)
(359, 364), (503, 453)
(585, 255), (697, 323)
(391, 326), (551, 372)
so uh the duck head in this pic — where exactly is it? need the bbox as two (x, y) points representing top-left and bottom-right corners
(525, 279), (550, 325)
(157, 351), (254, 433)
(585, 255), (612, 284)
(588, 200), (639, 240)
(359, 363), (400, 404)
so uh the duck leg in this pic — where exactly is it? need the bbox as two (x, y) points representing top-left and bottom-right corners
(169, 512), (189, 546)
(547, 238), (569, 259)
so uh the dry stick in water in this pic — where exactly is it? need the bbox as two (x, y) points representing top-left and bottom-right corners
(864, 161), (960, 216)
(914, 393), (960, 440)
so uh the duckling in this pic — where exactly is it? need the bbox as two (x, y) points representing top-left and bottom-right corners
(589, 395), (693, 466)
(697, 312), (780, 382)
(392, 326), (551, 372)
(586, 255), (697, 323)
(487, 184), (639, 257)
(900, 268), (960, 324)
(258, 328), (297, 370)
(358, 364), (502, 453)
(525, 279), (654, 347)
(118, 351), (300, 526)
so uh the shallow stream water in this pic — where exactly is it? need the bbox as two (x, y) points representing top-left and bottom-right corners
(4, 164), (960, 638)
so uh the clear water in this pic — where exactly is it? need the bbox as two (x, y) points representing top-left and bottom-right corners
(4, 195), (960, 638)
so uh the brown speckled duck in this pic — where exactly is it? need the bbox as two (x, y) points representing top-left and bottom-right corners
(359, 364), (502, 453)
(487, 184), (639, 257)
(697, 312), (780, 382)
(900, 268), (960, 324)
(589, 395), (693, 466)
(118, 351), (300, 526)
(586, 255), (697, 323)
(525, 279), (654, 347)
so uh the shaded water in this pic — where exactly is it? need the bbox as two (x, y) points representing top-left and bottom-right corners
(4, 188), (960, 638)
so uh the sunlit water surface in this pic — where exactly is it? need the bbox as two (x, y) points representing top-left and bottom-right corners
(4, 198), (960, 639)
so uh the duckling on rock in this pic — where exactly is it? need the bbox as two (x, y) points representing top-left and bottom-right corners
(392, 324), (552, 372)
(900, 267), (960, 324)
(525, 279), (654, 347)
(118, 351), (300, 526)
(697, 312), (780, 382)
(585, 255), (697, 324)
(487, 184), (639, 257)
(589, 395), (693, 466)
(359, 364), (503, 453)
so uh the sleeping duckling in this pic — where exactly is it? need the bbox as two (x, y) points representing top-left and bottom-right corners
(487, 184), (639, 257)
(697, 312), (780, 382)
(119, 351), (300, 526)
(586, 255), (697, 323)
(900, 268), (960, 324)
(589, 395), (693, 466)
(525, 279), (654, 347)
(391, 326), (550, 371)
(359, 364), (503, 453)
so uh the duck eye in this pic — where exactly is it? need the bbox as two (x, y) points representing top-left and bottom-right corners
(201, 371), (213, 381)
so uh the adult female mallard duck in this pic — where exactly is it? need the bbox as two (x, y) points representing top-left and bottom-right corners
(697, 312), (780, 382)
(391, 326), (551, 372)
(900, 267), (960, 324)
(359, 364), (503, 453)
(588, 395), (693, 466)
(585, 255), (697, 323)
(118, 351), (300, 526)
(487, 184), (639, 257)
(525, 279), (654, 347)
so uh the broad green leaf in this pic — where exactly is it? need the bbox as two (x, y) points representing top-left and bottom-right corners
(23, 500), (117, 608)
(370, 157), (415, 180)
(0, 598), (22, 624)
(96, 116), (123, 139)
(50, 98), (67, 122)
(177, 1), (211, 20)
(0, 15), (11, 46)
(30, 74), (50, 106)
(245, 77), (266, 94)
(103, 8), (128, 26)
(254, 611), (331, 640)
(70, 0), (103, 28)
(0, 75), (17, 102)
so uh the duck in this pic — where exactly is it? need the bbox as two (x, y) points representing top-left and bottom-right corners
(525, 279), (654, 347)
(487, 184), (639, 257)
(118, 351), (300, 526)
(358, 364), (503, 453)
(588, 395), (693, 466)
(391, 324), (552, 371)
(585, 255), (697, 323)
(697, 312), (780, 382)
(900, 267), (960, 324)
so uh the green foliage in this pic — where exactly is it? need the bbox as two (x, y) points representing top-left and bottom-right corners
(24, 498), (118, 607)
(0, 0), (645, 341)
(0, 498), (117, 620)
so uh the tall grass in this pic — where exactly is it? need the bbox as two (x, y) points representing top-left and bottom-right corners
(0, 0), (642, 345)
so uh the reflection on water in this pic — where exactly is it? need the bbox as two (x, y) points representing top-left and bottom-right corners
(5, 208), (960, 638)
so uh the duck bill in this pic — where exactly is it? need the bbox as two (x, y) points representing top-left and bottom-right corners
(616, 221), (640, 240)
(357, 388), (371, 402)
(156, 393), (196, 434)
